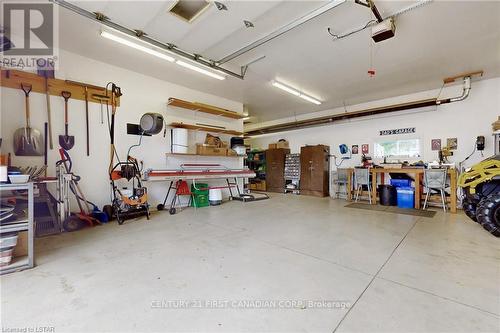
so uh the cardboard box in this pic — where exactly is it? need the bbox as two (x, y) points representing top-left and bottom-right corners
(196, 144), (228, 156)
(13, 231), (28, 258)
(227, 149), (237, 156)
(256, 180), (266, 191)
(493, 116), (500, 131)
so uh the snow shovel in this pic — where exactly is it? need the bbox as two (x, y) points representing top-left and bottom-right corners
(59, 91), (75, 150)
(14, 84), (45, 156)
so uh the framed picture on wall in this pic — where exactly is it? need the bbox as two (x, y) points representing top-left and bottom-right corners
(352, 145), (359, 154)
(361, 144), (369, 154)
(431, 139), (441, 151)
(447, 138), (458, 150)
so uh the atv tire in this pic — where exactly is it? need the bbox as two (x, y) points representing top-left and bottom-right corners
(476, 194), (500, 237)
(462, 199), (478, 222)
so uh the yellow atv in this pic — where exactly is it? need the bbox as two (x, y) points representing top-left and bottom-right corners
(458, 155), (500, 237)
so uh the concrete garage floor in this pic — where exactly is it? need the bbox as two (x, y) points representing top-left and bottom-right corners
(1, 194), (499, 332)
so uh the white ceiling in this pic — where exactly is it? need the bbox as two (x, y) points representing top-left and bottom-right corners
(60, 1), (500, 123)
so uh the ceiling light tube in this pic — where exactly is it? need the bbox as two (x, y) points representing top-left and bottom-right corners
(271, 81), (300, 96)
(101, 31), (175, 62)
(271, 81), (322, 105)
(176, 60), (226, 80)
(299, 94), (322, 105)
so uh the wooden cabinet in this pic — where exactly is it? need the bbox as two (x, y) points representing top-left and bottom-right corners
(300, 145), (330, 197)
(266, 148), (290, 193)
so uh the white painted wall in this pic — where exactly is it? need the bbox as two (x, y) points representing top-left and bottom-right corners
(249, 77), (499, 172)
(0, 50), (244, 207)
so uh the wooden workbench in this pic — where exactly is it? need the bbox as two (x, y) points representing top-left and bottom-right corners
(345, 167), (457, 213)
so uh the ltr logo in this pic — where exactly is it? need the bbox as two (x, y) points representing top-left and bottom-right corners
(3, 2), (54, 55)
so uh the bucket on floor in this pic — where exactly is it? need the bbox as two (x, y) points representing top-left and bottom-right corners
(209, 188), (222, 206)
(396, 187), (415, 209)
(378, 184), (397, 206)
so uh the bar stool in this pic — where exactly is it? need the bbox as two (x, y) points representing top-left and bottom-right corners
(354, 167), (372, 204)
(423, 168), (448, 212)
(333, 168), (349, 199)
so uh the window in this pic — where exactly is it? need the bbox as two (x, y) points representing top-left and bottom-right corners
(374, 138), (421, 158)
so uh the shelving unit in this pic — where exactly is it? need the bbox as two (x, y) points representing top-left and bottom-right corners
(0, 182), (34, 275)
(246, 150), (267, 191)
(167, 98), (244, 119)
(169, 122), (243, 136)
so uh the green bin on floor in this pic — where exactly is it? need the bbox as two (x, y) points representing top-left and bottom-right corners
(191, 183), (209, 207)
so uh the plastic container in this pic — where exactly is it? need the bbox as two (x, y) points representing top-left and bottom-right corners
(378, 185), (397, 206)
(396, 187), (415, 209)
(191, 183), (209, 207)
(8, 174), (30, 184)
(209, 188), (222, 206)
(0, 232), (19, 250)
(390, 179), (411, 188)
(191, 194), (209, 208)
(191, 183), (209, 195)
(0, 247), (14, 267)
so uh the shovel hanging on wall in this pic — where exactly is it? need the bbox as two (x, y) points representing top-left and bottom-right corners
(59, 91), (75, 150)
(13, 83), (45, 156)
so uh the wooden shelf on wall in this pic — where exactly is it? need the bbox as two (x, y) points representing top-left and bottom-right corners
(166, 153), (246, 158)
(167, 98), (244, 119)
(169, 122), (244, 136)
(0, 68), (120, 106)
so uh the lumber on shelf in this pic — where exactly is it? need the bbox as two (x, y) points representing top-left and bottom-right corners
(167, 97), (243, 119)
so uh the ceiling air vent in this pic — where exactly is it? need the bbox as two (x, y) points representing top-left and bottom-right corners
(169, 0), (211, 23)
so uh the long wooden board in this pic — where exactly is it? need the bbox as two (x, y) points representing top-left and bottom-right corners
(168, 98), (243, 119)
(0, 68), (120, 106)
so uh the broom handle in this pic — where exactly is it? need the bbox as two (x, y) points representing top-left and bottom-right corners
(25, 94), (30, 128)
(21, 84), (32, 128)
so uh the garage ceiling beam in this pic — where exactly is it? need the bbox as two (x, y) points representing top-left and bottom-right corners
(216, 0), (346, 65)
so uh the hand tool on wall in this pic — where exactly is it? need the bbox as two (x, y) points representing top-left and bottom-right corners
(92, 93), (111, 125)
(14, 83), (45, 156)
(44, 122), (48, 176)
(66, 80), (106, 156)
(43, 72), (54, 149)
(59, 91), (75, 150)
(108, 83), (122, 174)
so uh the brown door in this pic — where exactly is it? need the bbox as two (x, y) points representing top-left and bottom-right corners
(266, 148), (289, 192)
(300, 146), (313, 191)
(300, 145), (330, 196)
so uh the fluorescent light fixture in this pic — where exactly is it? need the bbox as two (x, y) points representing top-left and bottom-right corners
(299, 94), (321, 105)
(101, 31), (175, 62)
(271, 81), (322, 105)
(242, 116), (251, 121)
(176, 60), (225, 80)
(271, 81), (300, 96)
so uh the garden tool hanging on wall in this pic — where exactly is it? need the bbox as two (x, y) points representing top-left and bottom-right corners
(14, 83), (45, 156)
(59, 91), (75, 150)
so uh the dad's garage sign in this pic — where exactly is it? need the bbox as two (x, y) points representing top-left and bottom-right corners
(379, 127), (416, 136)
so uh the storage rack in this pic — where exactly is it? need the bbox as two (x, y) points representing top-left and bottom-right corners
(0, 182), (35, 275)
(284, 154), (300, 194)
(246, 150), (266, 191)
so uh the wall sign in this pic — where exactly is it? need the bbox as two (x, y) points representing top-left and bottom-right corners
(431, 139), (441, 151)
(379, 127), (416, 136)
(447, 138), (458, 150)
